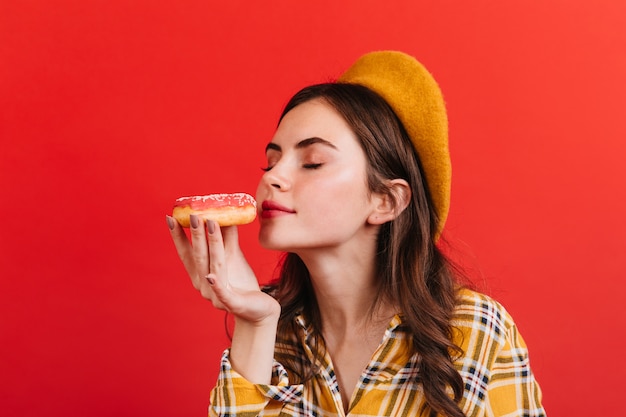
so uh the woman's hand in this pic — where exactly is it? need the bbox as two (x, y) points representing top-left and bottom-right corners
(167, 214), (280, 324)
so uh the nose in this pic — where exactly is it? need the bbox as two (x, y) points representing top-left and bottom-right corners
(261, 165), (291, 191)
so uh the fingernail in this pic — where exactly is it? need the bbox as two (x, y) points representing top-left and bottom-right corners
(166, 215), (175, 230)
(207, 219), (215, 234)
(206, 275), (215, 285)
(190, 214), (199, 229)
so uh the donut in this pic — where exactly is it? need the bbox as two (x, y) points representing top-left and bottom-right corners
(172, 193), (257, 227)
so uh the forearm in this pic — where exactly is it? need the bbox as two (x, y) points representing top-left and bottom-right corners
(229, 309), (280, 384)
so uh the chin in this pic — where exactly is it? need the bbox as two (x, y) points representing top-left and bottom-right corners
(258, 232), (307, 253)
(258, 232), (284, 251)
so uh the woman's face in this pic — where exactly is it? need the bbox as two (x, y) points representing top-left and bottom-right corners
(256, 99), (379, 254)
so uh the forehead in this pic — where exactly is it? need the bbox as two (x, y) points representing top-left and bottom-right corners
(270, 99), (357, 149)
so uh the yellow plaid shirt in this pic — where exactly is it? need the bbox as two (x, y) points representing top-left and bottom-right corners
(209, 289), (545, 416)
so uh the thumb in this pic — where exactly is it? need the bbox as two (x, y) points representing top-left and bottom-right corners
(221, 225), (240, 252)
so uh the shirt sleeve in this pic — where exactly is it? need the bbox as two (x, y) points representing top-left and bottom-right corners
(209, 349), (304, 417)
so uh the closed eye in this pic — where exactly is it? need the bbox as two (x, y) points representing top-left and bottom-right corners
(303, 163), (322, 169)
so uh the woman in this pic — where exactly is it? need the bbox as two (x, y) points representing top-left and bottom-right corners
(167, 51), (546, 417)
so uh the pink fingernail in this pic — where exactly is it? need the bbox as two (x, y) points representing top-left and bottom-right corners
(206, 275), (215, 285)
(190, 214), (199, 229)
(166, 215), (175, 230)
(207, 220), (215, 234)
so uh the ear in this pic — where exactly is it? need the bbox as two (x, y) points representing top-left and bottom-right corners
(367, 179), (411, 225)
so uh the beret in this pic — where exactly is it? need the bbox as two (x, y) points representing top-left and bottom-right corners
(338, 51), (451, 239)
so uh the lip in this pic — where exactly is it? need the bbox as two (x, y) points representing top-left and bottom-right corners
(260, 200), (296, 219)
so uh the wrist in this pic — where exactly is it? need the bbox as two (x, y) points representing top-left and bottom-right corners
(234, 301), (281, 329)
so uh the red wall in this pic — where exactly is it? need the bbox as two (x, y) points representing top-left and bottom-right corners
(1, 1), (624, 415)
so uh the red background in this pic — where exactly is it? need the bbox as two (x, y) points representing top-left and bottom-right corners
(1, 1), (625, 416)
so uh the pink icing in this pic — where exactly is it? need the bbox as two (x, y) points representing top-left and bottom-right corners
(173, 193), (256, 209)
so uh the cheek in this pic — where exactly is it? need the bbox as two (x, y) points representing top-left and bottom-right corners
(255, 172), (273, 207)
(254, 180), (264, 205)
(302, 169), (371, 214)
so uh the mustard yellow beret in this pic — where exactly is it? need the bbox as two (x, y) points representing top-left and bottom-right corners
(338, 51), (451, 239)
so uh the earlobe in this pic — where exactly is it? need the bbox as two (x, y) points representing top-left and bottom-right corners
(367, 179), (411, 225)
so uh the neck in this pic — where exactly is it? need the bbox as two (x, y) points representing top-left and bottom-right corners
(297, 244), (396, 336)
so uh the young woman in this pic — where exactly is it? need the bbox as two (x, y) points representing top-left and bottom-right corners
(167, 51), (546, 417)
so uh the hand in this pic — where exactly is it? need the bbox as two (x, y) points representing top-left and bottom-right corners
(167, 214), (280, 324)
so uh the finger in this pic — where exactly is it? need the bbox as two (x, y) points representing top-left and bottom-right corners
(221, 225), (240, 253)
(205, 273), (277, 321)
(189, 214), (210, 286)
(167, 215), (198, 280)
(206, 220), (226, 276)
(197, 273), (223, 307)
(203, 272), (232, 311)
(219, 225), (257, 291)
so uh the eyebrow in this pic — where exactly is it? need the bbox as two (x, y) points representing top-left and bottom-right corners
(265, 137), (338, 153)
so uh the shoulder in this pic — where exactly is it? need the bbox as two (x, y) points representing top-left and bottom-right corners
(452, 288), (518, 351)
(452, 290), (545, 415)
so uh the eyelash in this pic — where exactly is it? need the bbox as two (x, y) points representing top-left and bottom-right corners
(261, 163), (323, 172)
(303, 163), (323, 169)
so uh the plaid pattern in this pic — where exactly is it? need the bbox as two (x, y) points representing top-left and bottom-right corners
(209, 289), (545, 416)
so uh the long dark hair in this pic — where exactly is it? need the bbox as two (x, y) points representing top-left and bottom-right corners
(268, 83), (466, 417)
